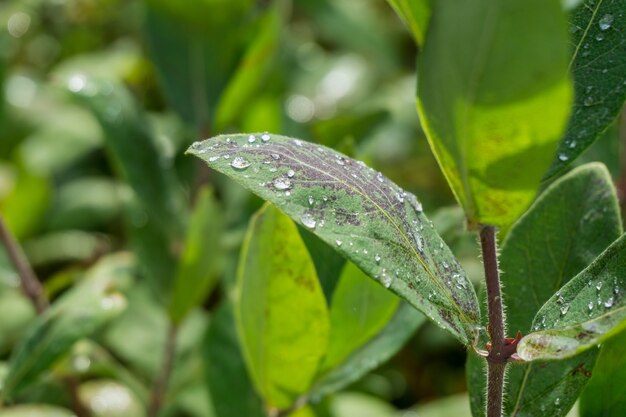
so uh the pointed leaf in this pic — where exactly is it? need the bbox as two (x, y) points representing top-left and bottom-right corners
(385, 0), (431, 45)
(187, 133), (480, 345)
(169, 187), (224, 324)
(2, 256), (131, 398)
(579, 328), (626, 416)
(546, 0), (626, 178)
(417, 0), (572, 228)
(518, 233), (626, 361)
(235, 204), (329, 409)
(322, 262), (400, 371)
(468, 163), (621, 417)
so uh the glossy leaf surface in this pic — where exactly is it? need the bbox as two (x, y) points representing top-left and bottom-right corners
(518, 233), (626, 361)
(236, 204), (329, 409)
(187, 133), (480, 345)
(417, 0), (572, 227)
(546, 0), (626, 177)
(385, 0), (430, 44)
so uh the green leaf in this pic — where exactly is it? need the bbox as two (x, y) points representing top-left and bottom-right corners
(468, 163), (622, 417)
(187, 133), (480, 345)
(214, 4), (283, 131)
(416, 0), (572, 228)
(518, 233), (626, 361)
(79, 380), (144, 417)
(169, 187), (224, 324)
(0, 405), (75, 417)
(66, 76), (185, 300)
(1, 256), (130, 399)
(0, 288), (35, 356)
(236, 203), (329, 409)
(203, 303), (265, 417)
(545, 0), (626, 178)
(385, 0), (430, 45)
(322, 262), (399, 371)
(310, 303), (424, 398)
(579, 328), (626, 416)
(328, 392), (397, 417)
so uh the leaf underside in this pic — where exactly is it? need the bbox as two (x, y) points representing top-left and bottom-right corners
(187, 133), (480, 345)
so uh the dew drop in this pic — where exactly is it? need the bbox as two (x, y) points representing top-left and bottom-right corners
(598, 14), (613, 30)
(555, 397), (561, 406)
(588, 301), (594, 311)
(596, 282), (603, 291)
(584, 96), (594, 106)
(271, 153), (280, 160)
(569, 140), (577, 149)
(558, 153), (569, 161)
(381, 272), (392, 288)
(273, 178), (292, 190)
(287, 169), (295, 178)
(596, 32), (605, 41)
(376, 172), (384, 183)
(300, 213), (316, 229)
(604, 297), (614, 308)
(375, 254), (381, 264)
(335, 240), (343, 247)
(208, 156), (219, 162)
(261, 133), (271, 142)
(230, 157), (251, 170)
(294, 139), (303, 146)
(248, 135), (256, 143)
(308, 195), (314, 205)
(560, 305), (570, 316)
(222, 154), (230, 160)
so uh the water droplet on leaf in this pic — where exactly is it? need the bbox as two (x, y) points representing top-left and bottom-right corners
(230, 157), (251, 170)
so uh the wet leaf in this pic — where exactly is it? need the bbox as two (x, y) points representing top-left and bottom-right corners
(322, 262), (400, 371)
(579, 328), (626, 416)
(546, 0), (626, 178)
(187, 133), (480, 345)
(169, 187), (224, 324)
(235, 204), (329, 409)
(385, 0), (430, 45)
(2, 256), (130, 398)
(518, 233), (626, 361)
(417, 0), (572, 228)
(468, 163), (621, 417)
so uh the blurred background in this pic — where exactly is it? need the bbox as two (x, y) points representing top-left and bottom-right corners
(0, 0), (622, 416)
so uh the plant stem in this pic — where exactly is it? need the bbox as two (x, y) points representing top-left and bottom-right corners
(148, 323), (178, 417)
(480, 225), (506, 417)
(0, 216), (48, 313)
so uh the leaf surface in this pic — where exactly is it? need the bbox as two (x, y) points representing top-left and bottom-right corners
(235, 204), (330, 409)
(546, 0), (626, 177)
(187, 133), (480, 345)
(417, 0), (572, 227)
(385, 0), (430, 45)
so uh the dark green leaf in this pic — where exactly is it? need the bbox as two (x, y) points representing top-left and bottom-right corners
(169, 187), (224, 324)
(579, 328), (626, 416)
(385, 0), (430, 44)
(518, 233), (626, 361)
(2, 256), (130, 398)
(187, 133), (480, 345)
(417, 0), (572, 228)
(310, 303), (424, 398)
(203, 303), (265, 417)
(236, 203), (329, 409)
(322, 262), (399, 371)
(546, 0), (626, 178)
(299, 228), (346, 301)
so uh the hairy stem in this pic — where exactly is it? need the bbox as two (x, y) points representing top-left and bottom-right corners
(0, 216), (48, 313)
(148, 323), (178, 417)
(480, 225), (506, 417)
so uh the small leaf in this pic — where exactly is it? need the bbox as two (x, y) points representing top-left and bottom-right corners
(545, 0), (626, 178)
(2, 256), (130, 398)
(187, 133), (480, 345)
(236, 204), (330, 409)
(518, 233), (626, 361)
(203, 303), (265, 417)
(579, 328), (626, 416)
(467, 163), (621, 417)
(310, 303), (424, 398)
(322, 262), (399, 371)
(169, 187), (224, 324)
(417, 0), (572, 228)
(385, 0), (431, 45)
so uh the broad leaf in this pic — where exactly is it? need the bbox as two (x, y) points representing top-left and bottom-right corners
(236, 204), (329, 409)
(187, 133), (480, 345)
(322, 262), (400, 371)
(417, 0), (572, 228)
(468, 163), (621, 417)
(579, 328), (626, 416)
(310, 302), (424, 398)
(169, 187), (224, 324)
(385, 0), (431, 45)
(2, 256), (130, 398)
(546, 0), (626, 178)
(518, 233), (626, 361)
